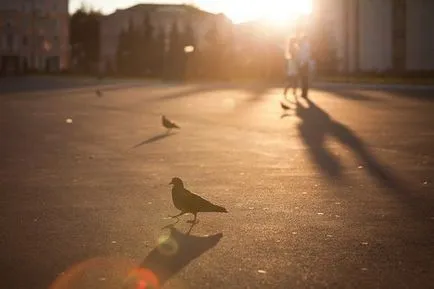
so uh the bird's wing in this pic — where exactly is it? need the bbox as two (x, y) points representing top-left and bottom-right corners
(281, 102), (290, 110)
(163, 118), (179, 129)
(163, 117), (170, 128)
(171, 121), (180, 128)
(163, 117), (173, 127)
(184, 189), (217, 212)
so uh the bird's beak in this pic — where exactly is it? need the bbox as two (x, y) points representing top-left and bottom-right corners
(169, 181), (173, 185)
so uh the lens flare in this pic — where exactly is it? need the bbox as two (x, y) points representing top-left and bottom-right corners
(125, 268), (160, 289)
(49, 257), (136, 289)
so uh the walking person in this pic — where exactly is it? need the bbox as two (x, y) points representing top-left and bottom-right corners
(298, 34), (312, 98)
(283, 37), (299, 98)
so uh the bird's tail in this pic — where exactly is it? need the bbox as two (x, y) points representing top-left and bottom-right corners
(173, 123), (180, 129)
(204, 203), (228, 213)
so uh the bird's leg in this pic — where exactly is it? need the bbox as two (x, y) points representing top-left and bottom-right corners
(187, 213), (198, 224)
(168, 212), (185, 219)
(186, 221), (197, 235)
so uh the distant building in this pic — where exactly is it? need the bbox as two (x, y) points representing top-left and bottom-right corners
(0, 0), (69, 75)
(314, 0), (434, 74)
(99, 4), (233, 73)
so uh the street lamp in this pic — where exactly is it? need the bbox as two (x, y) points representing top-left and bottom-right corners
(183, 45), (195, 80)
(184, 45), (194, 53)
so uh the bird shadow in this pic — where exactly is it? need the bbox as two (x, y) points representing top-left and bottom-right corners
(132, 132), (177, 148)
(131, 225), (223, 287)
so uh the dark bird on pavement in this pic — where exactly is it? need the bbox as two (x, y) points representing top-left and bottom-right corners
(162, 115), (180, 133)
(168, 177), (228, 223)
(280, 101), (291, 110)
(96, 89), (103, 97)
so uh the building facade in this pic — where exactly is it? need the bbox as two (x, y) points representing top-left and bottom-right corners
(0, 0), (69, 75)
(99, 4), (232, 73)
(314, 0), (434, 74)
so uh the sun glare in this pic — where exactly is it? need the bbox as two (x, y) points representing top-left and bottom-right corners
(218, 0), (313, 24)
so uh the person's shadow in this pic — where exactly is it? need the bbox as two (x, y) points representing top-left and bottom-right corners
(284, 97), (405, 193)
(124, 225), (223, 288)
(294, 97), (343, 178)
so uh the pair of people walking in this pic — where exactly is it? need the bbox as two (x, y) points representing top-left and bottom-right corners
(284, 35), (312, 99)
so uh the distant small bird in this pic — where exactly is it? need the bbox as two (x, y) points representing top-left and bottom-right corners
(162, 115), (180, 133)
(169, 177), (228, 223)
(96, 89), (103, 97)
(280, 101), (291, 110)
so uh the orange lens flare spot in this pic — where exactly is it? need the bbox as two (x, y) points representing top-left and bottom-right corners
(127, 268), (160, 289)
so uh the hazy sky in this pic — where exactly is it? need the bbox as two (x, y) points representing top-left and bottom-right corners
(69, 0), (312, 24)
(69, 0), (221, 14)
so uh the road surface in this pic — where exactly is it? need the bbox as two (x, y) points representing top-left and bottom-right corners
(1, 77), (433, 289)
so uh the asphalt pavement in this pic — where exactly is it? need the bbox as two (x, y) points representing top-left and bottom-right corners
(1, 77), (433, 289)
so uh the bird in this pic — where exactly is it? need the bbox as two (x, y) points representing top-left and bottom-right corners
(280, 101), (291, 110)
(162, 115), (180, 133)
(96, 89), (103, 97)
(168, 177), (228, 223)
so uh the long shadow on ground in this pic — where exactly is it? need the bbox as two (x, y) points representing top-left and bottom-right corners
(132, 132), (177, 148)
(124, 225), (222, 288)
(282, 97), (403, 188)
(282, 97), (434, 220)
(321, 88), (379, 101)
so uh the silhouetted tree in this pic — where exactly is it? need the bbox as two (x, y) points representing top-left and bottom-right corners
(201, 20), (225, 79)
(116, 18), (139, 75)
(153, 27), (166, 77)
(140, 13), (154, 75)
(182, 20), (196, 48)
(70, 5), (101, 73)
(167, 21), (184, 79)
(311, 18), (339, 75)
(116, 29), (128, 74)
(219, 27), (237, 80)
(201, 24), (215, 78)
(126, 18), (141, 75)
(180, 20), (196, 79)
